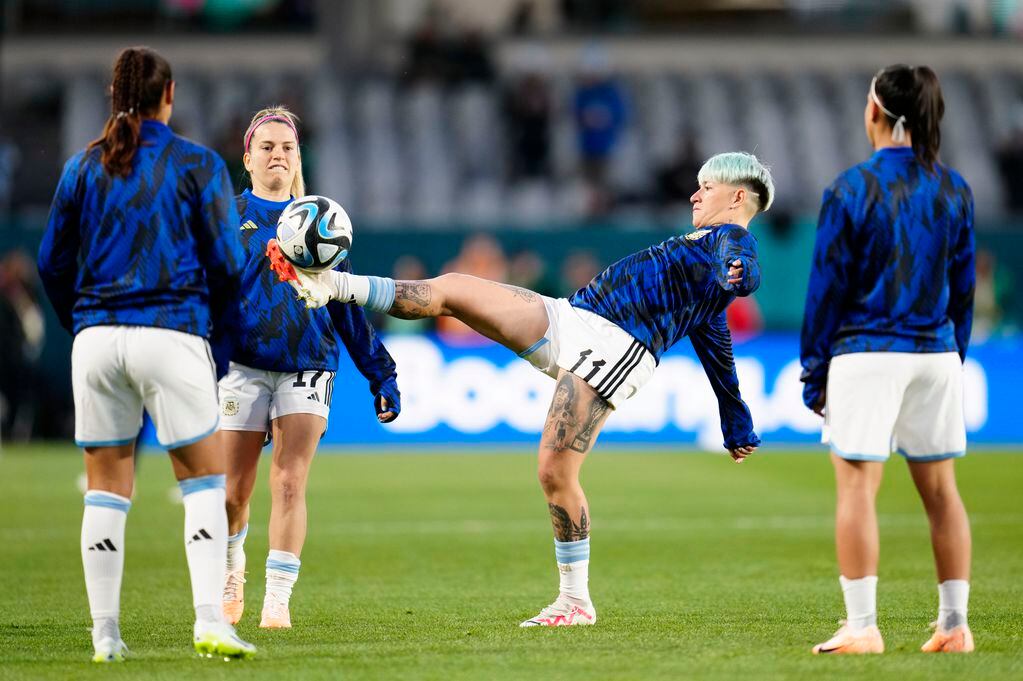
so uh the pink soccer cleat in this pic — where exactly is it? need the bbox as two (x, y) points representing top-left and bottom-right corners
(520, 596), (596, 628)
(259, 594), (292, 629)
(812, 622), (884, 654)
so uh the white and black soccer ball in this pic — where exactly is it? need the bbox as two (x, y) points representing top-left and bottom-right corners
(276, 195), (353, 272)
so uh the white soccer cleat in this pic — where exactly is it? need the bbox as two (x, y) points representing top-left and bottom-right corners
(266, 238), (347, 309)
(193, 620), (256, 659)
(92, 637), (128, 663)
(520, 596), (597, 627)
(812, 621), (884, 654)
(260, 593), (292, 629)
(222, 570), (246, 625)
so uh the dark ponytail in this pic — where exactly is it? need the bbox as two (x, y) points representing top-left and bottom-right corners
(87, 46), (173, 177)
(873, 64), (944, 170)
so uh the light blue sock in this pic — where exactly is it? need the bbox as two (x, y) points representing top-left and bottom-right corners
(364, 276), (396, 313)
(554, 537), (591, 602)
(265, 549), (301, 603)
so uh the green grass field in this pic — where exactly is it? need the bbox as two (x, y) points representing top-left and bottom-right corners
(1, 445), (1021, 680)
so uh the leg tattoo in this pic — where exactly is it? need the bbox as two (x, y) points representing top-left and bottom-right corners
(548, 503), (590, 542)
(495, 282), (539, 303)
(542, 374), (609, 453)
(390, 281), (434, 319)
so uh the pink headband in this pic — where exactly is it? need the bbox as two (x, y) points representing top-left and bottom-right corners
(243, 114), (299, 151)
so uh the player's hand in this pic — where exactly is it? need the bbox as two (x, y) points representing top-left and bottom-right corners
(729, 444), (756, 463)
(727, 259), (744, 285)
(376, 396), (397, 423)
(812, 395), (826, 417)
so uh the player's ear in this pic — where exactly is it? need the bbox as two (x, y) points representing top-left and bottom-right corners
(732, 187), (746, 209)
(165, 80), (175, 106)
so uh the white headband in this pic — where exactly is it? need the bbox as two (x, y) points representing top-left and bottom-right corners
(870, 77), (907, 143)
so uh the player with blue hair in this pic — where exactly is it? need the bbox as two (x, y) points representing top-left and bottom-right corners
(269, 151), (773, 627)
(219, 106), (400, 630)
(801, 65), (976, 655)
(37, 46), (255, 661)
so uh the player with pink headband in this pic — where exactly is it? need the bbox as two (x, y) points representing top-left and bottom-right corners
(218, 105), (400, 630)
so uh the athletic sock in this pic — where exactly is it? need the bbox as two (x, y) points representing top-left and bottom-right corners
(179, 475), (228, 624)
(226, 524), (247, 574)
(341, 274), (395, 312)
(937, 579), (969, 630)
(265, 550), (301, 603)
(839, 575), (878, 629)
(82, 490), (131, 645)
(554, 537), (591, 604)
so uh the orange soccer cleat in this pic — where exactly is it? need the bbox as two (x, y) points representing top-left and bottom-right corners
(921, 623), (974, 653)
(812, 622), (885, 654)
(222, 570), (246, 625)
(266, 238), (299, 283)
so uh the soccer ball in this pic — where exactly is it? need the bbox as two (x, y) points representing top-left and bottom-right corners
(276, 195), (353, 272)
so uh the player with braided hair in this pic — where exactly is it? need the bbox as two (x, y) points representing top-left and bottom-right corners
(39, 46), (256, 661)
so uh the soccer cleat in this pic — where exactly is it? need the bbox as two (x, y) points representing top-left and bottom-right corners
(92, 637), (128, 663)
(193, 620), (256, 659)
(259, 593), (292, 629)
(520, 596), (596, 627)
(267, 239), (339, 309)
(812, 621), (884, 654)
(921, 622), (974, 653)
(222, 570), (246, 625)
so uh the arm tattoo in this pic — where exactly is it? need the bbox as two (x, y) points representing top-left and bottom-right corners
(495, 282), (539, 303)
(548, 503), (590, 542)
(391, 281), (434, 319)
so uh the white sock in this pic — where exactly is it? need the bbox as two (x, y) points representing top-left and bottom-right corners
(82, 490), (130, 645)
(555, 538), (591, 603)
(938, 579), (969, 630)
(335, 273), (395, 312)
(179, 475), (228, 624)
(839, 575), (878, 629)
(265, 549), (301, 604)
(226, 524), (247, 574)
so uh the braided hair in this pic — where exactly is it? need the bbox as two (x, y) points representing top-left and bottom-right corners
(87, 46), (173, 177)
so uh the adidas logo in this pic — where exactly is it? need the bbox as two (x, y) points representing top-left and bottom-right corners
(88, 538), (118, 552)
(307, 393), (320, 402)
(186, 528), (213, 545)
(240, 220), (258, 231)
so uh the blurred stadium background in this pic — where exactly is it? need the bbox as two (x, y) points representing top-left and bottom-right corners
(1, 0), (1022, 446)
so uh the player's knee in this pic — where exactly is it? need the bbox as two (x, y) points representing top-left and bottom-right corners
(270, 469), (307, 507)
(537, 463), (572, 496)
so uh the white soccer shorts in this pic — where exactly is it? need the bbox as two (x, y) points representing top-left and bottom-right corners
(217, 362), (335, 432)
(825, 351), (966, 462)
(71, 325), (219, 449)
(520, 297), (656, 409)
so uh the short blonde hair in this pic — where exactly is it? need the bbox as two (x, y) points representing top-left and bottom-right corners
(697, 152), (774, 212)
(243, 105), (306, 198)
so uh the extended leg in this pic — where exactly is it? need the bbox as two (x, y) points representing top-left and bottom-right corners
(221, 430), (265, 624)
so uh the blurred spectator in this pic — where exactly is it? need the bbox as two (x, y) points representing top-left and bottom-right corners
(508, 249), (558, 297)
(383, 255), (434, 335)
(995, 121), (1023, 215)
(725, 296), (764, 343)
(559, 249), (601, 295)
(0, 142), (19, 217)
(0, 251), (46, 441)
(573, 47), (627, 215)
(405, 6), (495, 86)
(503, 71), (553, 180)
(655, 134), (702, 207)
(973, 247), (1017, 340)
(438, 234), (508, 344)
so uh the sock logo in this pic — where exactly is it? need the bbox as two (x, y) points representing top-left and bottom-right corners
(187, 528), (213, 545)
(88, 538), (117, 552)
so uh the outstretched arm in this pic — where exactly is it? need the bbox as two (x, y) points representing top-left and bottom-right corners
(689, 312), (761, 461)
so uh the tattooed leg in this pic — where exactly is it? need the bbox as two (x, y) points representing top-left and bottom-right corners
(537, 371), (610, 539)
(388, 273), (549, 352)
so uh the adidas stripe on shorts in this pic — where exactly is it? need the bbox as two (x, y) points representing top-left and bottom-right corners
(824, 351), (966, 462)
(71, 325), (219, 449)
(218, 362), (335, 431)
(521, 297), (656, 408)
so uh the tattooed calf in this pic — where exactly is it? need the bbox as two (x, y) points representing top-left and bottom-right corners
(548, 503), (590, 541)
